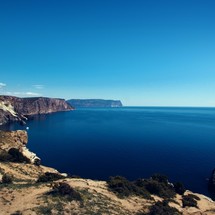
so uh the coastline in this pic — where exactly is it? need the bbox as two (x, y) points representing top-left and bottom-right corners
(0, 129), (214, 214)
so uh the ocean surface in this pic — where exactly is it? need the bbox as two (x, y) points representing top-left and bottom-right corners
(1, 107), (215, 197)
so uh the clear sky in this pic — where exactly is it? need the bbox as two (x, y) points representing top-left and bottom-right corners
(0, 0), (215, 106)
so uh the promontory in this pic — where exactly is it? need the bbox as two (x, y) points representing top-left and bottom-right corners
(67, 99), (123, 108)
(0, 96), (73, 125)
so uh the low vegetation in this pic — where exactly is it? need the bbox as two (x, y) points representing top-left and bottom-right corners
(142, 178), (175, 198)
(144, 200), (182, 215)
(2, 173), (13, 184)
(182, 194), (199, 208)
(49, 182), (82, 202)
(107, 176), (152, 199)
(37, 172), (66, 183)
(173, 182), (186, 195)
(107, 174), (184, 199)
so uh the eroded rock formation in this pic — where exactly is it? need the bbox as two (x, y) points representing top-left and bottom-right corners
(0, 130), (40, 165)
(0, 96), (74, 125)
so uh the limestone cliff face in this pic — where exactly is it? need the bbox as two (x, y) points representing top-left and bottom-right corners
(0, 96), (74, 125)
(0, 130), (40, 165)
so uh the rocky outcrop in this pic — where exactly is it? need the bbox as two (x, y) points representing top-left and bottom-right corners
(67, 99), (123, 108)
(0, 100), (27, 125)
(0, 96), (74, 125)
(0, 130), (40, 165)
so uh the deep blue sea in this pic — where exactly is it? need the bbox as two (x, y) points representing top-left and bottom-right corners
(1, 107), (215, 197)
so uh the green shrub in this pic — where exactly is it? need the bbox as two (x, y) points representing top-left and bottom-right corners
(107, 176), (151, 199)
(173, 182), (186, 195)
(37, 172), (66, 183)
(50, 182), (82, 202)
(186, 193), (200, 201)
(2, 173), (13, 184)
(133, 179), (153, 199)
(146, 200), (182, 215)
(151, 174), (168, 185)
(36, 206), (52, 215)
(143, 179), (175, 198)
(107, 176), (136, 197)
(182, 194), (198, 208)
(108, 175), (188, 200)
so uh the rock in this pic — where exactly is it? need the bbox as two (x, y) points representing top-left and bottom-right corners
(21, 146), (41, 165)
(61, 173), (68, 177)
(0, 96), (74, 125)
(0, 130), (40, 165)
(11, 130), (28, 145)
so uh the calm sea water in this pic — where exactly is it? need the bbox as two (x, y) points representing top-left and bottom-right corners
(1, 107), (215, 196)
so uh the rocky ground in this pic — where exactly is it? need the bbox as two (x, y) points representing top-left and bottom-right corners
(0, 130), (215, 215)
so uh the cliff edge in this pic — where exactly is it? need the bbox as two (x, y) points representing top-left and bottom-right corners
(0, 130), (40, 165)
(0, 96), (74, 125)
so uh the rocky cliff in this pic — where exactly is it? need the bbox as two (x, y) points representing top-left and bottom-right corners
(67, 99), (123, 108)
(0, 96), (74, 125)
(0, 130), (40, 165)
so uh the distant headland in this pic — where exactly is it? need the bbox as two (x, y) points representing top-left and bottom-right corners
(67, 99), (123, 108)
(0, 95), (73, 125)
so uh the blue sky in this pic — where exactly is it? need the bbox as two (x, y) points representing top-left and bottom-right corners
(0, 0), (215, 106)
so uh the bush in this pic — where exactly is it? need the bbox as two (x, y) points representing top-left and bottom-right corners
(143, 179), (175, 198)
(107, 176), (151, 199)
(107, 176), (137, 197)
(146, 200), (181, 215)
(151, 174), (168, 185)
(33, 158), (41, 166)
(36, 206), (52, 215)
(173, 182), (186, 195)
(108, 175), (189, 200)
(2, 173), (13, 184)
(182, 194), (198, 208)
(8, 148), (30, 163)
(50, 182), (82, 202)
(37, 172), (66, 183)
(186, 193), (200, 201)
